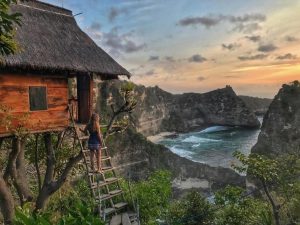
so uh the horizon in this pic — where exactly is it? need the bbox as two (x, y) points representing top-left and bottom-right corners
(43, 0), (300, 98)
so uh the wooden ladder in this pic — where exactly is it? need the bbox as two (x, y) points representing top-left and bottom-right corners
(68, 106), (132, 222)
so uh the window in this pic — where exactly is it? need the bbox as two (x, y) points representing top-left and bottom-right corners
(29, 86), (48, 111)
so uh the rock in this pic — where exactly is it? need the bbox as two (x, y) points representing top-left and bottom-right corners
(251, 81), (300, 156)
(97, 81), (260, 137)
(108, 128), (246, 196)
(239, 95), (273, 116)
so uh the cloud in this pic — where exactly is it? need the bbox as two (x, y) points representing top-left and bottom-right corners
(178, 16), (220, 28)
(108, 7), (127, 22)
(165, 56), (175, 62)
(188, 54), (207, 63)
(102, 27), (145, 55)
(222, 43), (240, 51)
(245, 35), (261, 42)
(145, 69), (156, 76)
(285, 35), (298, 42)
(276, 53), (297, 60)
(238, 54), (268, 61)
(90, 22), (101, 30)
(178, 13), (266, 32)
(148, 56), (160, 61)
(257, 43), (277, 52)
(233, 22), (261, 33)
(197, 76), (206, 81)
(226, 13), (266, 23)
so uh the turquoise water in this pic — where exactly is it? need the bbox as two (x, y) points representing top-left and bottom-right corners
(158, 118), (262, 168)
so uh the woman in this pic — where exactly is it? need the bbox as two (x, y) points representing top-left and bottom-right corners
(83, 113), (103, 173)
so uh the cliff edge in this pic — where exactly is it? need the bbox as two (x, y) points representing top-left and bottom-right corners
(251, 81), (300, 156)
(98, 81), (260, 136)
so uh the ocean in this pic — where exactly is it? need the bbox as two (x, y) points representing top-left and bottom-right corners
(158, 117), (263, 168)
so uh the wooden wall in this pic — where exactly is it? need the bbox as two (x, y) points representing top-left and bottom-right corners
(0, 73), (69, 137)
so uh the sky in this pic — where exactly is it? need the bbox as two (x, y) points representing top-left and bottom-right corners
(44, 0), (300, 98)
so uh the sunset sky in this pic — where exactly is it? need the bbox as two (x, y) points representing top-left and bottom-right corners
(44, 0), (300, 98)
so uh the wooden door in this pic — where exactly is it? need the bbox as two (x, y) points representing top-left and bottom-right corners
(77, 75), (92, 123)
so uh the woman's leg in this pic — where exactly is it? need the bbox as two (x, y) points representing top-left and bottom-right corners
(96, 147), (102, 173)
(90, 150), (95, 171)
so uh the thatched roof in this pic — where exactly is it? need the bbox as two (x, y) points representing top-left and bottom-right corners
(0, 0), (130, 78)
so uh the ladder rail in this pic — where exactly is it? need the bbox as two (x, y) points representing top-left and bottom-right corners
(68, 105), (137, 223)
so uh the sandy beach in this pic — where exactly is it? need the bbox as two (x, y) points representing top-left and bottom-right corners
(147, 132), (176, 143)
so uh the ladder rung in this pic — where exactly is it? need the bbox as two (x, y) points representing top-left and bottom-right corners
(88, 166), (114, 176)
(84, 156), (111, 161)
(95, 189), (123, 201)
(102, 207), (115, 215)
(79, 135), (89, 140)
(109, 189), (122, 195)
(114, 202), (127, 209)
(90, 177), (118, 189)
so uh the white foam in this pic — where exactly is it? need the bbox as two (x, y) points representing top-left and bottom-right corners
(170, 146), (192, 158)
(192, 143), (200, 148)
(200, 126), (232, 133)
(182, 136), (220, 143)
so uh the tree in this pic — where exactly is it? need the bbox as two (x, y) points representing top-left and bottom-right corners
(167, 191), (214, 225)
(233, 151), (300, 225)
(0, 0), (21, 56)
(0, 1), (22, 222)
(104, 82), (137, 140)
(214, 186), (271, 225)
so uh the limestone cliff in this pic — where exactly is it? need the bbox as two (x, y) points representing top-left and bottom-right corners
(251, 81), (300, 156)
(239, 95), (272, 116)
(97, 81), (260, 136)
(107, 128), (245, 196)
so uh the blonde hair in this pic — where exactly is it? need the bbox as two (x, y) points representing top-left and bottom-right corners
(88, 113), (100, 133)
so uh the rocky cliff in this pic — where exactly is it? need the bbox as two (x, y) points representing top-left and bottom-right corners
(107, 128), (245, 196)
(251, 81), (300, 156)
(239, 95), (272, 116)
(95, 81), (258, 195)
(97, 81), (260, 136)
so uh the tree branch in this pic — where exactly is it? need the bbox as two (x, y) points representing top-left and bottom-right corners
(34, 134), (42, 193)
(43, 133), (55, 185)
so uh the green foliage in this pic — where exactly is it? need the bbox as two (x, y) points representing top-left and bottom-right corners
(167, 191), (214, 225)
(233, 151), (280, 183)
(14, 203), (52, 225)
(121, 170), (172, 225)
(57, 199), (104, 225)
(233, 151), (300, 225)
(0, 0), (22, 56)
(214, 186), (271, 225)
(45, 179), (93, 222)
(13, 181), (103, 225)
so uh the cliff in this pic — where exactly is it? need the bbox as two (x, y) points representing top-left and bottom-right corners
(251, 81), (300, 156)
(107, 128), (245, 196)
(239, 95), (272, 116)
(95, 81), (258, 195)
(97, 81), (260, 136)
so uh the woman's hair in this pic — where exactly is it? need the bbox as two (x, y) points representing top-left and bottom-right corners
(88, 113), (100, 133)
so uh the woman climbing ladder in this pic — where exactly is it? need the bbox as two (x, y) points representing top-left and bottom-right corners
(83, 113), (103, 173)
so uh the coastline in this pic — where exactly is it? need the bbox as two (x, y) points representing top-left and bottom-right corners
(147, 132), (176, 143)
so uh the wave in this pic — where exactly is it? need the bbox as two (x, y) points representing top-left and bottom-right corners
(199, 126), (233, 133)
(169, 146), (193, 158)
(182, 135), (220, 143)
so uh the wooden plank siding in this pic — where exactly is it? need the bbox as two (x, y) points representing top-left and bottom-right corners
(0, 74), (69, 137)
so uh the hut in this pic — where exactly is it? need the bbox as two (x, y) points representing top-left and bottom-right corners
(0, 0), (130, 137)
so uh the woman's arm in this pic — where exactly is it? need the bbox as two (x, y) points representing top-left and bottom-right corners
(97, 126), (103, 145)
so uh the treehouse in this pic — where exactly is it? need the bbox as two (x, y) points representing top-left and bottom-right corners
(0, 0), (130, 137)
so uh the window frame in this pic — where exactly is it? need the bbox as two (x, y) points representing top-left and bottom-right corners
(28, 86), (48, 112)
